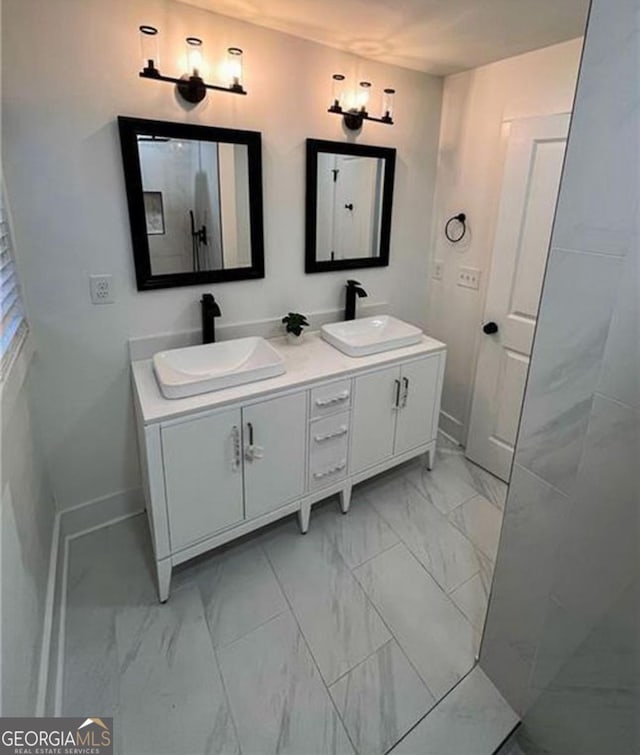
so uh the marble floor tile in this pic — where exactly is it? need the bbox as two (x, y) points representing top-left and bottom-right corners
(407, 445), (508, 513)
(62, 516), (156, 720)
(367, 476), (483, 593)
(495, 735), (527, 755)
(116, 583), (239, 755)
(403, 454), (480, 515)
(329, 639), (435, 755)
(354, 543), (477, 701)
(449, 571), (491, 633)
(191, 539), (288, 648)
(263, 522), (391, 684)
(314, 492), (399, 569)
(390, 667), (519, 755)
(218, 612), (354, 755)
(449, 494), (503, 562)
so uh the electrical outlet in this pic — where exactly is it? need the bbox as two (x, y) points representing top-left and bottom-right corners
(457, 266), (481, 290)
(89, 274), (115, 304)
(432, 260), (444, 281)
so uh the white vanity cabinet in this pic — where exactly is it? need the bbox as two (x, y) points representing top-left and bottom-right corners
(162, 407), (244, 552)
(351, 355), (441, 474)
(161, 391), (307, 554)
(133, 333), (446, 602)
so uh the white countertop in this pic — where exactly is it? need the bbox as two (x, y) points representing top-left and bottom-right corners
(132, 332), (447, 425)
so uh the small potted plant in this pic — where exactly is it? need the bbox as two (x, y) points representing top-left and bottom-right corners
(282, 312), (310, 345)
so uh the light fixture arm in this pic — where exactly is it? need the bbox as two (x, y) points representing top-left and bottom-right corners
(139, 68), (246, 103)
(327, 105), (393, 131)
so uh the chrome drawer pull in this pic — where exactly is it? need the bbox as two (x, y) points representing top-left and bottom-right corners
(315, 391), (349, 407)
(313, 460), (347, 480)
(245, 421), (264, 461)
(314, 425), (348, 443)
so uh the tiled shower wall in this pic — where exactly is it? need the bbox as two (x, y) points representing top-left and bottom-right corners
(480, 0), (639, 752)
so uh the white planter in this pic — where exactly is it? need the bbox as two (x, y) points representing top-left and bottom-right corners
(286, 331), (304, 345)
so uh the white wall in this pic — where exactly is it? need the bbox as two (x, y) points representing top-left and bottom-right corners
(1, 345), (55, 715)
(427, 39), (583, 444)
(2, 0), (442, 511)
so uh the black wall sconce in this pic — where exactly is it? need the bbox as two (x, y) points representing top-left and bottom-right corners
(139, 26), (246, 104)
(328, 75), (395, 131)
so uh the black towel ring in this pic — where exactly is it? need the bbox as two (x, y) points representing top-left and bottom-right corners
(445, 213), (467, 243)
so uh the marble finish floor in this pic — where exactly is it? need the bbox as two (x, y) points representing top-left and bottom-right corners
(60, 437), (510, 755)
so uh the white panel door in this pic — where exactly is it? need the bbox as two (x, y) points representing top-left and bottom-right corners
(162, 408), (244, 552)
(466, 113), (570, 481)
(334, 156), (380, 258)
(351, 365), (400, 474)
(243, 392), (307, 519)
(394, 356), (440, 456)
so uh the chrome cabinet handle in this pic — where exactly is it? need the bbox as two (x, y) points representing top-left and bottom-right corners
(402, 377), (409, 408)
(232, 426), (241, 471)
(315, 391), (349, 407)
(394, 379), (401, 408)
(313, 460), (347, 480)
(245, 421), (264, 461)
(314, 425), (348, 443)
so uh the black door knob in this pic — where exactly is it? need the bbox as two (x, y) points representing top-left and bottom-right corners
(483, 321), (499, 335)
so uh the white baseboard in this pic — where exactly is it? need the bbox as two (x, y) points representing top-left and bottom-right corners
(59, 487), (144, 539)
(439, 410), (465, 445)
(35, 512), (60, 716)
(36, 488), (145, 714)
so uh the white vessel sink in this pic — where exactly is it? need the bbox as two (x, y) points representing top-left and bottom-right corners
(321, 315), (423, 357)
(153, 337), (286, 399)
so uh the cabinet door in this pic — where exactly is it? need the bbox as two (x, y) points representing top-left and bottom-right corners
(351, 365), (400, 474)
(243, 391), (307, 519)
(394, 356), (440, 456)
(162, 408), (244, 552)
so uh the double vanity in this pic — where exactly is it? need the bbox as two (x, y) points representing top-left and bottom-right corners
(132, 316), (446, 601)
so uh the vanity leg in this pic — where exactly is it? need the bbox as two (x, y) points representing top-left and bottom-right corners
(339, 483), (352, 514)
(157, 559), (172, 603)
(425, 442), (436, 471)
(298, 501), (311, 534)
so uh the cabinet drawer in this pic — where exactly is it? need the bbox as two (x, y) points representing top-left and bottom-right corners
(309, 379), (352, 420)
(308, 412), (350, 490)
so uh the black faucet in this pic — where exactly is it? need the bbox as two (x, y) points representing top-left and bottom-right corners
(345, 279), (367, 321)
(201, 293), (221, 344)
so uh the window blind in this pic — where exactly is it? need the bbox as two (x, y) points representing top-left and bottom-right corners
(0, 190), (28, 378)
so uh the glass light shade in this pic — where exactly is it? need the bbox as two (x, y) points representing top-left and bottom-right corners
(331, 74), (345, 109)
(227, 47), (244, 88)
(186, 37), (203, 77)
(357, 81), (371, 112)
(382, 88), (395, 120)
(139, 25), (159, 73)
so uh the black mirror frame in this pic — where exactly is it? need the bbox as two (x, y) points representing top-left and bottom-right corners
(305, 138), (396, 274)
(118, 116), (265, 290)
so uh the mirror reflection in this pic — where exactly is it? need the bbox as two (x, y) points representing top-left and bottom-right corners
(118, 117), (264, 290)
(305, 139), (396, 273)
(138, 136), (252, 275)
(315, 153), (385, 261)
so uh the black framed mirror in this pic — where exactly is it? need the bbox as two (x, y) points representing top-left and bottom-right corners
(305, 139), (396, 273)
(118, 117), (265, 290)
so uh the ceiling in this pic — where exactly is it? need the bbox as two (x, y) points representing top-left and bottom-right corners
(175, 0), (590, 76)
